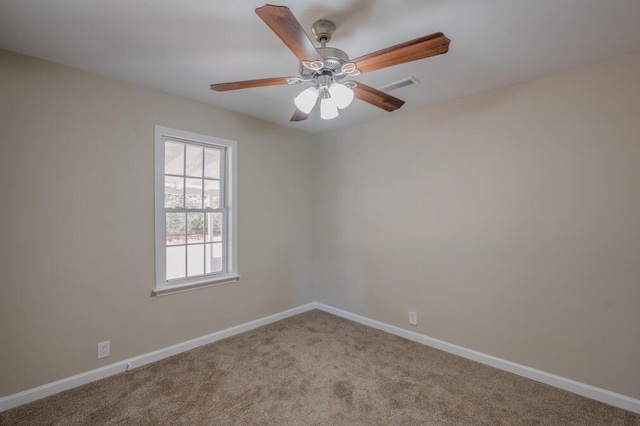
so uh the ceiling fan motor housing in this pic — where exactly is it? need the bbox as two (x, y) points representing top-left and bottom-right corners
(317, 47), (349, 71)
(299, 47), (351, 80)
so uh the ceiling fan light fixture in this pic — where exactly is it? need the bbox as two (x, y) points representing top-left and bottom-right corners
(320, 97), (339, 120)
(329, 82), (354, 109)
(294, 86), (319, 114)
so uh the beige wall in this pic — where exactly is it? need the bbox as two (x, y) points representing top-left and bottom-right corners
(313, 52), (640, 399)
(2, 47), (639, 402)
(0, 50), (315, 397)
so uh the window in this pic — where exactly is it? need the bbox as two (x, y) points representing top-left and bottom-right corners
(154, 126), (238, 296)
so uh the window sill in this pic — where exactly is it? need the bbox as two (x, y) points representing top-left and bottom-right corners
(153, 275), (240, 297)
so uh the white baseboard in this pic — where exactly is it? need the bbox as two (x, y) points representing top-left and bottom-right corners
(2, 301), (639, 415)
(314, 302), (640, 415)
(0, 303), (317, 413)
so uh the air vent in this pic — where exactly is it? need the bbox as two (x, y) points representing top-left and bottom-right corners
(378, 76), (420, 92)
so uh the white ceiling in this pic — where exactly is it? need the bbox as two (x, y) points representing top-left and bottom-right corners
(1, 0), (639, 133)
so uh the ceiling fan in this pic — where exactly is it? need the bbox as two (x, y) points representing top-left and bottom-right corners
(210, 4), (450, 121)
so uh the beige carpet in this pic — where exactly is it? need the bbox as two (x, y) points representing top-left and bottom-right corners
(1, 310), (639, 425)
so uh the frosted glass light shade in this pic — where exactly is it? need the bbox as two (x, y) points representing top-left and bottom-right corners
(294, 87), (318, 114)
(320, 97), (339, 120)
(329, 83), (354, 109)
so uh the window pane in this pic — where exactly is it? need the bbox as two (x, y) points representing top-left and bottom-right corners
(187, 212), (205, 244)
(205, 212), (223, 242)
(204, 147), (221, 179)
(166, 213), (185, 245)
(164, 176), (184, 208)
(185, 178), (203, 209)
(206, 243), (223, 274)
(166, 246), (186, 280)
(204, 180), (220, 209)
(187, 244), (205, 277)
(165, 141), (184, 176)
(185, 145), (203, 177)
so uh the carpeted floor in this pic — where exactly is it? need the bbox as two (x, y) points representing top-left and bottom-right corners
(1, 310), (639, 425)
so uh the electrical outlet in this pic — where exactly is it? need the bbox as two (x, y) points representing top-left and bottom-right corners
(97, 341), (110, 359)
(409, 311), (418, 326)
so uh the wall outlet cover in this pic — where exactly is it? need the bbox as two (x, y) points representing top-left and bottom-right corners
(97, 341), (110, 359)
(409, 312), (418, 326)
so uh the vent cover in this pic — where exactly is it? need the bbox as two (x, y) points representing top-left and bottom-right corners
(378, 76), (420, 92)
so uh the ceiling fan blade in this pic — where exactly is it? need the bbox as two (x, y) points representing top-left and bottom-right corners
(256, 5), (322, 62)
(210, 77), (294, 92)
(290, 109), (310, 122)
(353, 83), (405, 112)
(351, 32), (450, 74)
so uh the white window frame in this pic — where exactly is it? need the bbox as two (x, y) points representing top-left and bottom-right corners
(153, 125), (239, 296)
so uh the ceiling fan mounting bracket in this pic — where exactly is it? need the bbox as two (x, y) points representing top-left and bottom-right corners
(311, 19), (336, 44)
